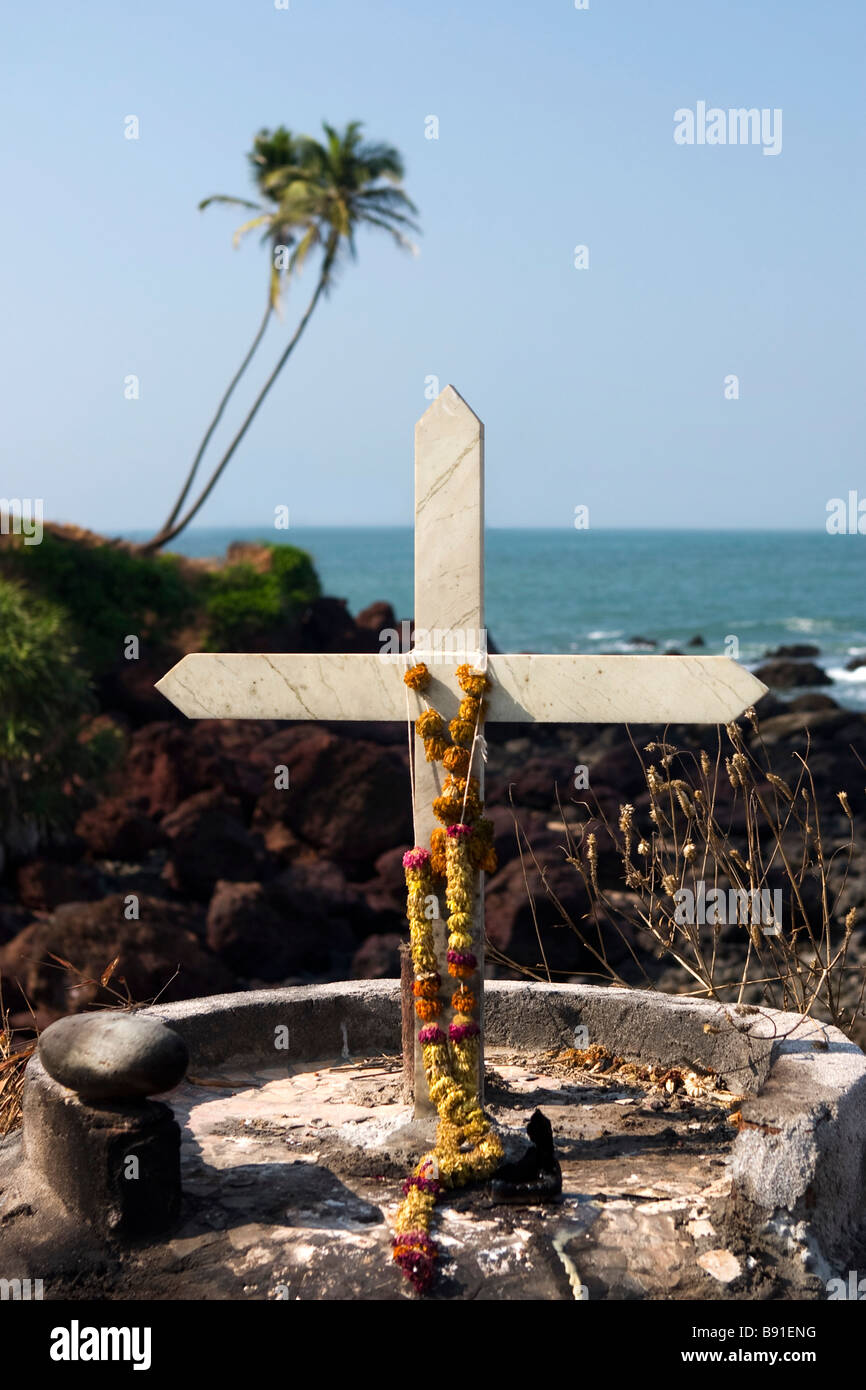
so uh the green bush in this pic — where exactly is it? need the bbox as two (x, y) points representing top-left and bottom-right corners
(0, 579), (121, 836)
(0, 532), (197, 674)
(202, 544), (321, 649)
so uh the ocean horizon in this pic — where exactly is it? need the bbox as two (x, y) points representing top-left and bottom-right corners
(122, 526), (866, 710)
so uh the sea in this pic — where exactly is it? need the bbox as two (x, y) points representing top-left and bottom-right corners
(132, 527), (866, 711)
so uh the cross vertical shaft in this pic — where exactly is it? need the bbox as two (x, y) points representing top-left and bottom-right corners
(411, 386), (485, 1116)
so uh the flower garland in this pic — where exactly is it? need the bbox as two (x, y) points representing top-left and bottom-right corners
(392, 661), (503, 1294)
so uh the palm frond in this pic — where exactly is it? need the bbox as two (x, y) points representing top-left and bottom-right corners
(199, 194), (261, 212)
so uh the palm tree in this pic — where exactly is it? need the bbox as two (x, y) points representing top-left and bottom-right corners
(145, 121), (418, 551)
(150, 128), (310, 544)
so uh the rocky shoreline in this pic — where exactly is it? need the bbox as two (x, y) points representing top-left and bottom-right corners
(1, 580), (864, 1041)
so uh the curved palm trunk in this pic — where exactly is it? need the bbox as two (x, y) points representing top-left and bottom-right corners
(146, 242), (337, 552)
(143, 295), (274, 552)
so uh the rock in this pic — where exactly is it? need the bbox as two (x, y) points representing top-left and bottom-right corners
(344, 845), (412, 938)
(686, 635), (705, 647)
(764, 644), (820, 659)
(298, 596), (381, 653)
(224, 540), (278, 571)
(483, 806), (563, 869)
(123, 720), (270, 819)
(99, 649), (183, 725)
(350, 933), (403, 979)
(0, 903), (29, 948)
(16, 859), (102, 912)
(697, 1248), (741, 1284)
(251, 729), (411, 872)
(845, 655), (866, 672)
(787, 693), (838, 712)
(355, 601), (397, 635)
(269, 859), (372, 959)
(38, 1011), (188, 1101)
(753, 690), (785, 719)
(161, 789), (263, 898)
(371, 845), (413, 900)
(122, 722), (203, 817)
(583, 742), (649, 800)
(261, 821), (303, 861)
(75, 797), (166, 861)
(206, 866), (362, 981)
(485, 855), (631, 976)
(753, 659), (832, 689)
(487, 753), (574, 811)
(627, 636), (656, 648)
(0, 895), (234, 1014)
(205, 881), (294, 981)
(756, 707), (859, 745)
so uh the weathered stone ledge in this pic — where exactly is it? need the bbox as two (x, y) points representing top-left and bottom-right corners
(146, 980), (866, 1264)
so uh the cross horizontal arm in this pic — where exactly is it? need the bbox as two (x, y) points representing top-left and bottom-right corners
(156, 652), (767, 724)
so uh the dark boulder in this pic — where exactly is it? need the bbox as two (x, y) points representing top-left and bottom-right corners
(206, 863), (361, 980)
(76, 797), (166, 861)
(350, 933), (403, 979)
(251, 728), (411, 872)
(16, 859), (103, 912)
(161, 789), (264, 899)
(764, 644), (820, 659)
(753, 660), (832, 689)
(0, 894), (231, 1014)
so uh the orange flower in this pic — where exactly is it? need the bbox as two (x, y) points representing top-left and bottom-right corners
(448, 961), (475, 980)
(448, 718), (475, 749)
(404, 663), (431, 691)
(414, 998), (442, 1022)
(432, 794), (463, 825)
(423, 736), (449, 763)
(458, 697), (483, 725)
(413, 979), (440, 1000)
(430, 828), (447, 876)
(445, 774), (480, 799)
(416, 709), (443, 739)
(443, 746), (471, 776)
(451, 990), (477, 1014)
(455, 664), (490, 698)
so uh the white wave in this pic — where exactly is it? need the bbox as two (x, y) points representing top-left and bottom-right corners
(782, 617), (833, 633)
(586, 629), (623, 640)
(828, 665), (866, 683)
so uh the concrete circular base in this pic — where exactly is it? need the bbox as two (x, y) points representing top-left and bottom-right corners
(3, 980), (865, 1298)
(143, 979), (866, 1268)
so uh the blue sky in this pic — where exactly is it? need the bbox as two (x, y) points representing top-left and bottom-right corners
(2, 0), (864, 531)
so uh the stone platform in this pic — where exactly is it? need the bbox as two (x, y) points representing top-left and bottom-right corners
(1, 981), (864, 1300)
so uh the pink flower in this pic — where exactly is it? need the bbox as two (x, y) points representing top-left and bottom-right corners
(449, 1021), (480, 1042)
(446, 823), (473, 838)
(417, 1025), (446, 1045)
(403, 847), (431, 870)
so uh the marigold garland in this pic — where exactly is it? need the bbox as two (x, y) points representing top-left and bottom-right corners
(393, 661), (502, 1294)
(403, 663), (431, 692)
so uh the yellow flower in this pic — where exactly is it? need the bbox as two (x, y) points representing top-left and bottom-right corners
(416, 708), (444, 739)
(403, 663), (431, 692)
(448, 718), (475, 749)
(424, 736), (449, 763)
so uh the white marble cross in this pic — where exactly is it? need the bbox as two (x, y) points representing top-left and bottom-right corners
(157, 385), (766, 1116)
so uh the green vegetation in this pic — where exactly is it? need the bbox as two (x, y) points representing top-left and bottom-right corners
(201, 543), (320, 649)
(0, 578), (120, 835)
(0, 530), (322, 666)
(0, 531), (196, 674)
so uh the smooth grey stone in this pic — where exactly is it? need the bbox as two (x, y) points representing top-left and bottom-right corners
(38, 1012), (188, 1101)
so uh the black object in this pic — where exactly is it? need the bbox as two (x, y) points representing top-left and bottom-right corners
(490, 1109), (562, 1204)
